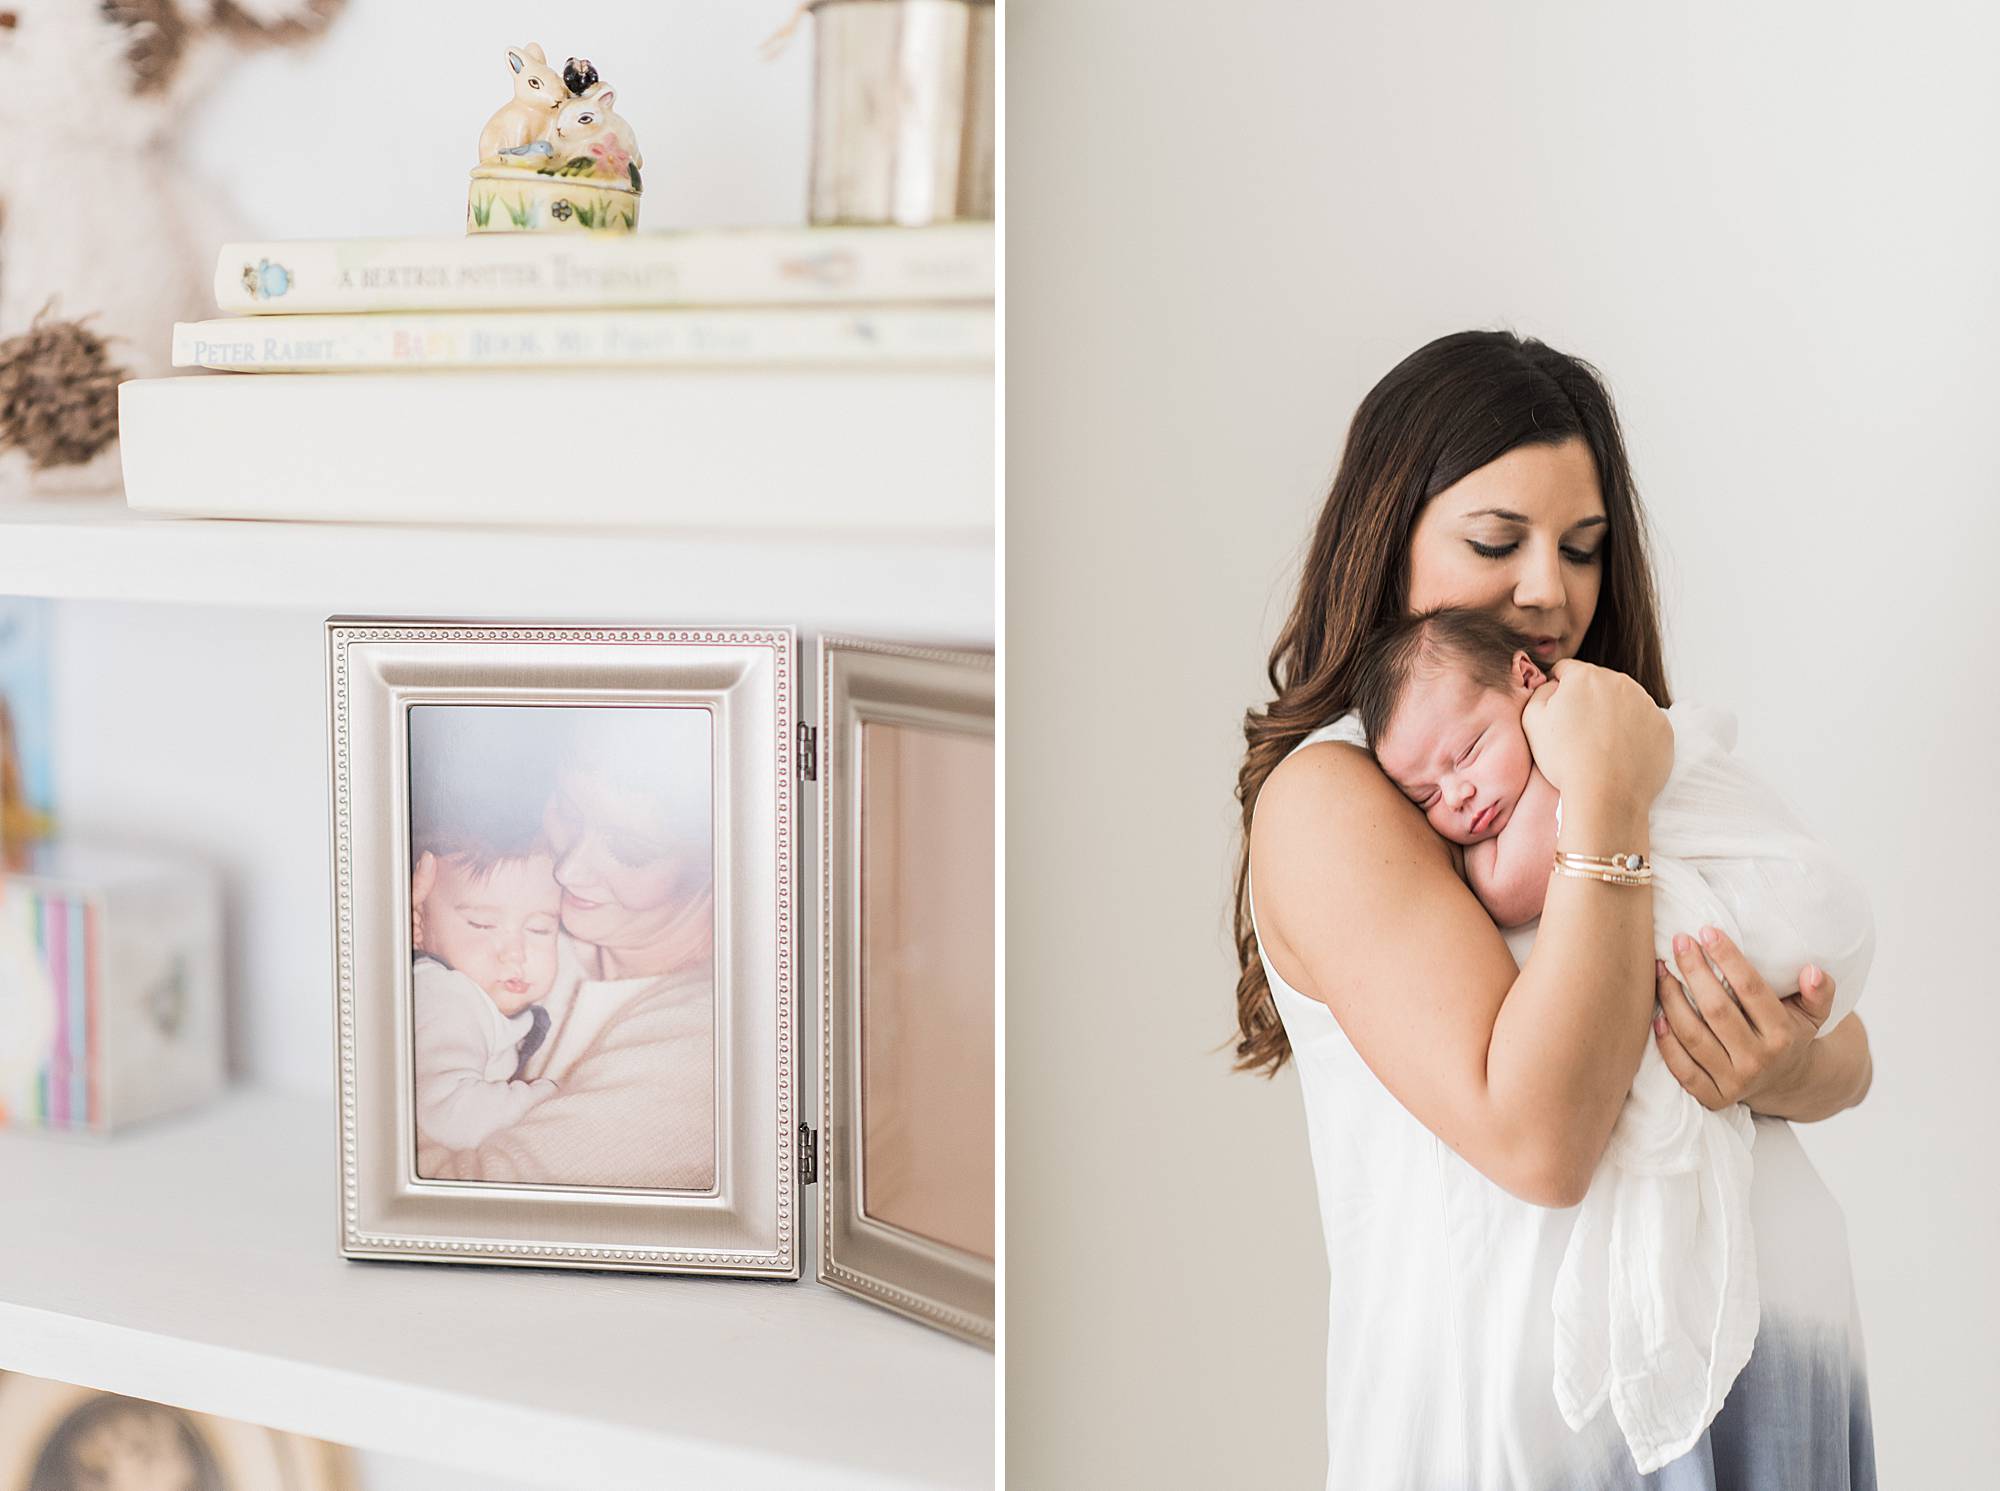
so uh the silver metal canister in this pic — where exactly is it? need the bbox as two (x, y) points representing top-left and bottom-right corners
(807, 0), (996, 226)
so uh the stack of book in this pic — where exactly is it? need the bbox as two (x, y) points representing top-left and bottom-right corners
(117, 225), (994, 530)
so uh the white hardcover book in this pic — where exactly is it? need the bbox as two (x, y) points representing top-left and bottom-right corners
(117, 370), (993, 531)
(216, 224), (994, 315)
(171, 306), (993, 372)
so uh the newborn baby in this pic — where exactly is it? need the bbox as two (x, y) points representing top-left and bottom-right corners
(410, 843), (563, 1151)
(1352, 606), (1875, 1473)
(1359, 616), (1561, 927)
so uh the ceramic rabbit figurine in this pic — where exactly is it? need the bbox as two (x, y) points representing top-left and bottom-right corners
(467, 45), (643, 234)
(477, 44), (567, 163)
(551, 88), (643, 181)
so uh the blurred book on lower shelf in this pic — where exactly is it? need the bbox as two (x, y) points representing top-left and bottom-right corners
(117, 370), (993, 530)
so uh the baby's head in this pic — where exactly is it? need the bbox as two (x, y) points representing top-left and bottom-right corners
(414, 846), (561, 1017)
(410, 753), (561, 1017)
(1354, 608), (1548, 846)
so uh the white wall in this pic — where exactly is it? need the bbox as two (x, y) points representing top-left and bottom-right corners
(51, 604), (329, 1088)
(188, 0), (811, 236)
(1007, 1), (2000, 1486)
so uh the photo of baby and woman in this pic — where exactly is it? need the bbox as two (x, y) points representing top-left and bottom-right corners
(404, 702), (717, 1192)
(0, 1372), (351, 1491)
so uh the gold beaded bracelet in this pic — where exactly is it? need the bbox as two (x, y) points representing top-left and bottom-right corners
(1551, 850), (1652, 886)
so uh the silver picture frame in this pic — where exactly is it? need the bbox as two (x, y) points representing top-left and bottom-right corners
(327, 620), (798, 1277)
(818, 636), (995, 1344)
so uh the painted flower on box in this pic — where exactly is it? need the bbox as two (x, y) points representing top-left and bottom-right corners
(588, 135), (631, 178)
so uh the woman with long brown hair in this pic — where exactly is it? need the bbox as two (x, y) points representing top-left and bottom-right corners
(1239, 331), (1875, 1487)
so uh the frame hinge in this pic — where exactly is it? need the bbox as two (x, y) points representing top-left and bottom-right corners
(799, 1121), (819, 1186)
(798, 723), (818, 782)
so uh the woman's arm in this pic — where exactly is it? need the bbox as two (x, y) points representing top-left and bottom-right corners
(416, 987), (714, 1188)
(1258, 735), (1675, 1215)
(1757, 1014), (1872, 1120)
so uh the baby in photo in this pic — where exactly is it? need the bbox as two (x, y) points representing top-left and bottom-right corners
(409, 799), (563, 1151)
(1353, 606), (1874, 1464)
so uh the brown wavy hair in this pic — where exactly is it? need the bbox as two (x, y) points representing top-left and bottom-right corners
(1232, 330), (1672, 1075)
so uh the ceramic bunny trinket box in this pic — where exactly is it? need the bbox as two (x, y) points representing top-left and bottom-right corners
(468, 44), (642, 234)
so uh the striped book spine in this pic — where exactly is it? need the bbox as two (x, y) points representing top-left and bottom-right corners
(0, 886), (99, 1131)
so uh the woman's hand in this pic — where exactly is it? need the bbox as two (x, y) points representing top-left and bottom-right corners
(1520, 659), (1673, 809)
(1652, 926), (1838, 1111)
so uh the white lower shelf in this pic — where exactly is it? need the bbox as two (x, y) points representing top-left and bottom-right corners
(0, 497), (992, 639)
(0, 1090), (992, 1490)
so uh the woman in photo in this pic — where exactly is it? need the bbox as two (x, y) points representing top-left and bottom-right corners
(28, 1394), (224, 1491)
(1237, 330), (1875, 1487)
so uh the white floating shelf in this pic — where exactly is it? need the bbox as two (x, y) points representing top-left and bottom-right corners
(0, 1090), (993, 1490)
(0, 498), (992, 639)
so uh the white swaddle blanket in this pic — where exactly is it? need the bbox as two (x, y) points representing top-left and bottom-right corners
(1550, 702), (1872, 1473)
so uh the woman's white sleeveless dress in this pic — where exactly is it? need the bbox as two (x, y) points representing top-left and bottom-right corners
(1254, 715), (1875, 1490)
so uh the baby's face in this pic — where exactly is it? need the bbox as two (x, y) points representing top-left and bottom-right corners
(1374, 658), (1540, 846)
(419, 852), (562, 1016)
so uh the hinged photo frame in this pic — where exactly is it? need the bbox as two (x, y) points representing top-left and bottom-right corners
(327, 620), (797, 1277)
(817, 636), (996, 1345)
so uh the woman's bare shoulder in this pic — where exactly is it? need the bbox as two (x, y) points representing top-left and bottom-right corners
(1252, 740), (1496, 1006)
(1255, 738), (1426, 855)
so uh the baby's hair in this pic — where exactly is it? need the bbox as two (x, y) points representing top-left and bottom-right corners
(411, 811), (545, 879)
(1352, 607), (1539, 748)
